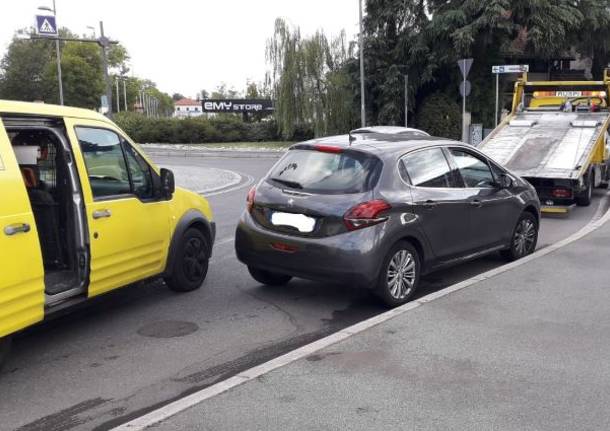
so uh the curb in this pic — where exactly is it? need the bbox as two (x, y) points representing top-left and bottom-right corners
(112, 194), (610, 431)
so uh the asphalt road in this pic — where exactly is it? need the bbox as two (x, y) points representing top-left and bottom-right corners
(1, 152), (608, 431)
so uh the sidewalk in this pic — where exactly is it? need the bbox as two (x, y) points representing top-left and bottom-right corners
(146, 215), (610, 430)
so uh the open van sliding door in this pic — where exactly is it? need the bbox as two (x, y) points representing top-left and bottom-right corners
(0, 118), (45, 338)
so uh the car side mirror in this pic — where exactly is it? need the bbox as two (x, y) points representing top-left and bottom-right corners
(497, 173), (513, 189)
(160, 168), (175, 199)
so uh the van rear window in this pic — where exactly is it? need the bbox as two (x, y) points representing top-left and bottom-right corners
(266, 148), (381, 194)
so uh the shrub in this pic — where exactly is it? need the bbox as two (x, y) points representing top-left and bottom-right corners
(415, 93), (461, 140)
(113, 112), (282, 143)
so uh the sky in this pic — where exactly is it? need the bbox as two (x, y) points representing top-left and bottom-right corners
(1, 0), (360, 98)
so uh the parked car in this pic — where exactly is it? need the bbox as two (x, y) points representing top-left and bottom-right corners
(235, 131), (540, 307)
(0, 100), (215, 367)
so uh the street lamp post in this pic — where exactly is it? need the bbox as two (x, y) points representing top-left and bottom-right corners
(39, 1), (63, 105)
(358, 0), (366, 128)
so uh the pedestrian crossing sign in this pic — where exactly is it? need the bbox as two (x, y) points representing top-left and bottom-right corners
(36, 15), (58, 36)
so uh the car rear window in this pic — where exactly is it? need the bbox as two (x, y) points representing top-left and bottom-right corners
(266, 148), (381, 194)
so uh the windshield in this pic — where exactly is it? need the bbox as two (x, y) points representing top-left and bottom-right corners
(266, 149), (381, 194)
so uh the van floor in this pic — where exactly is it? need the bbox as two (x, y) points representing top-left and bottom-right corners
(44, 271), (79, 295)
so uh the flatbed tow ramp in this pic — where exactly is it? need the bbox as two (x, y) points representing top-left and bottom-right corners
(479, 70), (610, 214)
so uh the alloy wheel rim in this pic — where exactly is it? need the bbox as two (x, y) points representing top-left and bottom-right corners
(387, 250), (416, 300)
(514, 219), (536, 257)
(183, 238), (207, 282)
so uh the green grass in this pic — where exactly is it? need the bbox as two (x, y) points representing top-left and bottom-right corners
(183, 141), (293, 150)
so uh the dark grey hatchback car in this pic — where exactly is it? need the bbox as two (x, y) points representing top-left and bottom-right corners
(235, 131), (541, 307)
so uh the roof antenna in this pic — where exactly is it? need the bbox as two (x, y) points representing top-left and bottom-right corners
(348, 130), (356, 146)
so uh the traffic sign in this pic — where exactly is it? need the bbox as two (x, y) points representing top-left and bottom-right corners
(459, 80), (471, 97)
(36, 15), (58, 37)
(492, 64), (529, 74)
(458, 58), (474, 78)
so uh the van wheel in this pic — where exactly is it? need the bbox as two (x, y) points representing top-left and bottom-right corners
(501, 212), (538, 261)
(165, 228), (210, 292)
(0, 336), (12, 372)
(375, 241), (420, 308)
(576, 175), (593, 206)
(247, 266), (292, 286)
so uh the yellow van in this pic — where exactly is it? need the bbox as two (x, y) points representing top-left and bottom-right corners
(0, 101), (215, 366)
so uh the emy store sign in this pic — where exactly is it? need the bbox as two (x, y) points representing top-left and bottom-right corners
(201, 99), (274, 113)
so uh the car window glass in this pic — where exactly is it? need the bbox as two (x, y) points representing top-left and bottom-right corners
(266, 149), (381, 194)
(123, 142), (153, 199)
(449, 149), (495, 188)
(75, 127), (131, 198)
(402, 148), (454, 188)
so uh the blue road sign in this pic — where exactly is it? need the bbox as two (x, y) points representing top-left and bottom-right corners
(36, 15), (58, 36)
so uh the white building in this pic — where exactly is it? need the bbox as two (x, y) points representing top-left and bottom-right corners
(173, 98), (203, 118)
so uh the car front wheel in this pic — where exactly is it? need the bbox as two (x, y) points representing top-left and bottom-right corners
(501, 212), (538, 261)
(247, 266), (292, 286)
(165, 228), (210, 292)
(376, 241), (420, 308)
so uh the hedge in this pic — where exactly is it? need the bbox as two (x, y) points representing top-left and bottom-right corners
(113, 112), (284, 143)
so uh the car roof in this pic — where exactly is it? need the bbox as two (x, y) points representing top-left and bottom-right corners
(297, 132), (466, 158)
(0, 99), (113, 124)
(351, 125), (430, 136)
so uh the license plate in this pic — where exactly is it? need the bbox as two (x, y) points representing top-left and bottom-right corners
(270, 212), (316, 233)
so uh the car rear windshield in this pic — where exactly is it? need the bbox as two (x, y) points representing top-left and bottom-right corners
(266, 148), (382, 194)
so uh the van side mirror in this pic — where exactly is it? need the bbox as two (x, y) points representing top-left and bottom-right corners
(497, 173), (513, 189)
(160, 168), (175, 198)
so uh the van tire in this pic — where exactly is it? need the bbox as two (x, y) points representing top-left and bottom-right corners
(247, 266), (292, 286)
(0, 336), (12, 372)
(164, 228), (210, 292)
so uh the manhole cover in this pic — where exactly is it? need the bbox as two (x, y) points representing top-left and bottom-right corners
(137, 320), (199, 338)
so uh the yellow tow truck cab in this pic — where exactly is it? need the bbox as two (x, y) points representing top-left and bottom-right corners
(0, 101), (215, 364)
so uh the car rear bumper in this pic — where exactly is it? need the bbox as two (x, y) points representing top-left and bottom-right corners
(235, 212), (384, 288)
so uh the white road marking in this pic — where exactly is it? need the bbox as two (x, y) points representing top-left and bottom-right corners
(203, 174), (255, 197)
(112, 207), (610, 431)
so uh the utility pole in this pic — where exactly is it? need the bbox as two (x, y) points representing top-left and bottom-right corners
(115, 77), (120, 112)
(123, 78), (128, 111)
(38, 1), (63, 104)
(404, 74), (408, 127)
(99, 21), (113, 118)
(358, 0), (366, 127)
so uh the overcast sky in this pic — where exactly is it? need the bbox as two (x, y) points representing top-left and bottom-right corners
(1, 1), (360, 98)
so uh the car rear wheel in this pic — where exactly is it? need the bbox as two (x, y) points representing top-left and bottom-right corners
(501, 212), (538, 261)
(376, 241), (420, 308)
(165, 228), (210, 292)
(0, 336), (12, 372)
(248, 266), (292, 286)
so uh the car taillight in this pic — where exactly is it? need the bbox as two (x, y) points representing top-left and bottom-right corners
(344, 199), (392, 231)
(246, 187), (256, 212)
(552, 188), (571, 199)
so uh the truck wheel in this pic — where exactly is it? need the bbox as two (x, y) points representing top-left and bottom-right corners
(576, 175), (593, 206)
(164, 228), (210, 292)
(247, 266), (292, 286)
(0, 336), (12, 372)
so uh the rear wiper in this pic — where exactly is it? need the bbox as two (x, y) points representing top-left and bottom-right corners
(270, 177), (303, 189)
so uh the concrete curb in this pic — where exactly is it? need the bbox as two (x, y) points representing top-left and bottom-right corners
(112, 194), (610, 431)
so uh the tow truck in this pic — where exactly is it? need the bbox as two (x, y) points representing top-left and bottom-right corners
(478, 69), (610, 214)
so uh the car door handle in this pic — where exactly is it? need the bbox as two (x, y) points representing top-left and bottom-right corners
(92, 209), (112, 219)
(4, 223), (31, 236)
(422, 200), (438, 209)
(470, 199), (483, 208)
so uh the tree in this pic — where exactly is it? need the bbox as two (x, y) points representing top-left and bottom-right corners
(172, 93), (185, 101)
(0, 32), (55, 102)
(415, 92), (461, 139)
(267, 18), (357, 139)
